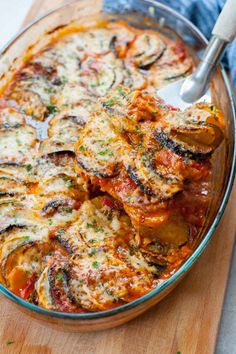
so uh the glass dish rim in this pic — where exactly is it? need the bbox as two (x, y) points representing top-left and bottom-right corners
(0, 0), (235, 321)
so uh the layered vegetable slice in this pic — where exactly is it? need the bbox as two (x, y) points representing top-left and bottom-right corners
(34, 151), (88, 227)
(79, 53), (124, 97)
(126, 32), (166, 68)
(75, 110), (130, 178)
(36, 261), (79, 312)
(154, 107), (224, 160)
(147, 42), (193, 88)
(39, 108), (86, 155)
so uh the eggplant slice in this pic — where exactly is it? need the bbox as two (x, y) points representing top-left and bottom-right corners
(154, 123), (223, 160)
(125, 149), (183, 200)
(107, 23), (135, 58)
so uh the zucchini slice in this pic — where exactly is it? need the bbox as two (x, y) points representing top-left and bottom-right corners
(0, 162), (36, 182)
(79, 53), (124, 97)
(0, 227), (49, 278)
(36, 262), (78, 312)
(0, 107), (25, 129)
(149, 57), (192, 89)
(0, 125), (37, 164)
(35, 151), (77, 180)
(75, 111), (129, 178)
(9, 89), (47, 120)
(0, 176), (27, 197)
(39, 196), (81, 229)
(126, 33), (166, 68)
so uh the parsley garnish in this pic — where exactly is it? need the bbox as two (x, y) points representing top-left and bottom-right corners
(66, 180), (73, 188)
(104, 99), (115, 107)
(26, 164), (32, 172)
(46, 104), (59, 115)
(117, 86), (126, 96)
(92, 261), (100, 269)
(56, 274), (64, 281)
(48, 218), (53, 226)
(98, 149), (114, 157)
(23, 236), (30, 241)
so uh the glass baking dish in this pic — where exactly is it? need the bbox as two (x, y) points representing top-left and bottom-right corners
(0, 0), (235, 332)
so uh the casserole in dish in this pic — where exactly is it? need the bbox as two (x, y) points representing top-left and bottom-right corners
(0, 0), (235, 331)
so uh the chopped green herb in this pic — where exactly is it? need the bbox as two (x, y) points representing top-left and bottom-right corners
(34, 256), (38, 262)
(98, 149), (113, 157)
(48, 218), (53, 226)
(95, 227), (104, 233)
(46, 104), (59, 115)
(56, 228), (65, 237)
(79, 145), (86, 151)
(60, 75), (68, 85)
(104, 99), (115, 107)
(88, 239), (97, 244)
(64, 207), (73, 214)
(66, 180), (73, 188)
(26, 164), (32, 172)
(56, 274), (64, 281)
(92, 261), (100, 269)
(23, 236), (30, 241)
(45, 86), (55, 94)
(87, 222), (95, 228)
(117, 86), (126, 96)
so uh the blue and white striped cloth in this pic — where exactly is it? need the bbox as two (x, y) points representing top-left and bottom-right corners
(104, 0), (236, 91)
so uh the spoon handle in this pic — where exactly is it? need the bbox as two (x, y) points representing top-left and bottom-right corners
(180, 0), (236, 103)
(212, 0), (236, 42)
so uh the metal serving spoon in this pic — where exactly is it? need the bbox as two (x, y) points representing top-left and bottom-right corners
(158, 0), (236, 110)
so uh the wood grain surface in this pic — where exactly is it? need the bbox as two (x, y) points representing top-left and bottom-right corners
(0, 1), (235, 353)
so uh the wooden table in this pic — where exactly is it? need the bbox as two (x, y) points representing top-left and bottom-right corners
(0, 1), (235, 353)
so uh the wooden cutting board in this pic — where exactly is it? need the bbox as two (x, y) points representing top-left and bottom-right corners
(0, 1), (235, 353)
